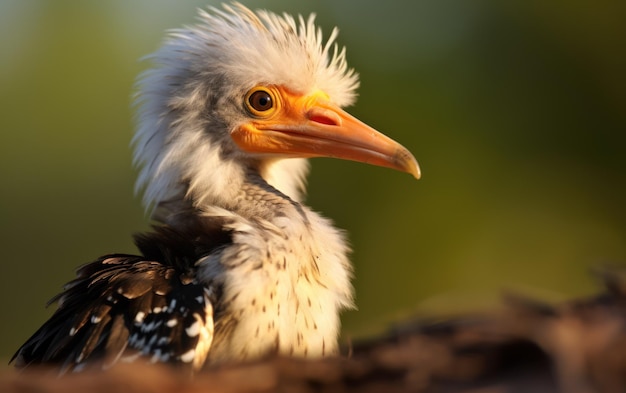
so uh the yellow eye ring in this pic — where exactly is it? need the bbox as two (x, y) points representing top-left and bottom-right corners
(244, 86), (278, 117)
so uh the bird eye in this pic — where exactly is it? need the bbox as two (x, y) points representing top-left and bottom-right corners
(245, 87), (277, 117)
(249, 91), (272, 111)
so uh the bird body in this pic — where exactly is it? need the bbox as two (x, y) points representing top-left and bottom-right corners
(200, 200), (352, 364)
(13, 3), (419, 372)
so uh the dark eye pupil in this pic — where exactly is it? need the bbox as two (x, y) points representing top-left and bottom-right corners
(249, 91), (272, 111)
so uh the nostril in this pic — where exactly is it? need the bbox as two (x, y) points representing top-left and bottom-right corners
(310, 115), (336, 126)
(307, 107), (342, 127)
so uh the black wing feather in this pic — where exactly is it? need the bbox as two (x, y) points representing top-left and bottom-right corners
(12, 255), (211, 372)
(12, 218), (230, 372)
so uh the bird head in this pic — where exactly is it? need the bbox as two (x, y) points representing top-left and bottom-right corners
(133, 3), (419, 215)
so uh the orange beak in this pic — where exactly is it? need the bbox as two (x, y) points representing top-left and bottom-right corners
(231, 88), (420, 179)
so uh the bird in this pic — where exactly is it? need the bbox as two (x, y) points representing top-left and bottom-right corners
(12, 3), (420, 373)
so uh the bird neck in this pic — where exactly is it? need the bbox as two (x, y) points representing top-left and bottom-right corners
(153, 162), (303, 227)
(216, 170), (303, 222)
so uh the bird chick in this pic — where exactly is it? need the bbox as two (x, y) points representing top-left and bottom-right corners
(13, 3), (419, 373)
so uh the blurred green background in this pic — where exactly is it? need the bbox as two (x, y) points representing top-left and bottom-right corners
(1, 0), (625, 361)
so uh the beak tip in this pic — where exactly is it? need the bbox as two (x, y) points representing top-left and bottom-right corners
(412, 167), (421, 180)
(395, 149), (420, 180)
(409, 162), (421, 180)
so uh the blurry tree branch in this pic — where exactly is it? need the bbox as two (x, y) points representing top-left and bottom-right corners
(3, 268), (626, 393)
